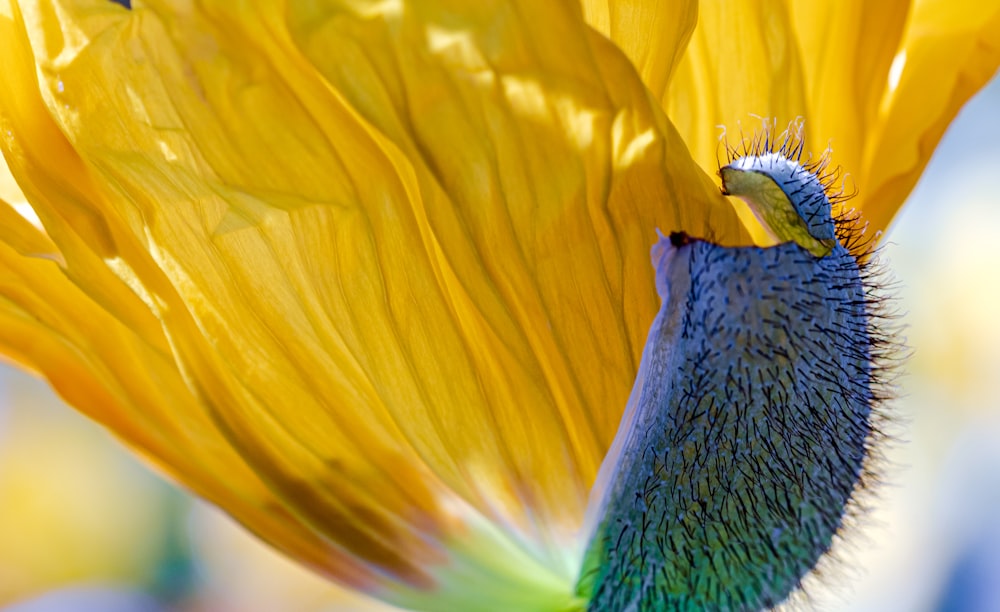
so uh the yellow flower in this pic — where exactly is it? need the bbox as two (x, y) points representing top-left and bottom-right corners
(0, 0), (996, 610)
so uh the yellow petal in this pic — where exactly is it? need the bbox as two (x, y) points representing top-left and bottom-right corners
(675, 0), (1000, 235)
(0, 0), (747, 603)
(581, 0), (698, 100)
(5, 3), (464, 582)
(666, 0), (809, 174)
(789, 0), (1000, 232)
(861, 0), (1000, 232)
(788, 1), (910, 196)
(284, 1), (745, 551)
(2, 143), (383, 586)
(0, 235), (379, 589)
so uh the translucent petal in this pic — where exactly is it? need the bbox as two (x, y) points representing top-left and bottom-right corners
(0, 0), (746, 598)
(0, 214), (379, 589)
(788, 0), (911, 193)
(861, 0), (1000, 232)
(674, 0), (1000, 234)
(581, 0), (698, 100)
(665, 0), (809, 175)
(1, 0), (446, 591)
(283, 0), (743, 549)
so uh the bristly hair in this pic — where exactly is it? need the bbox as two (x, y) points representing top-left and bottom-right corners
(718, 117), (908, 609)
(717, 117), (860, 224)
(779, 207), (909, 612)
(578, 120), (909, 611)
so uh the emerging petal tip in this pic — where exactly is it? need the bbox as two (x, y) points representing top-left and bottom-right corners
(718, 125), (844, 257)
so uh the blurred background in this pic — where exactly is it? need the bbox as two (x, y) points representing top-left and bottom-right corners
(0, 75), (997, 612)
